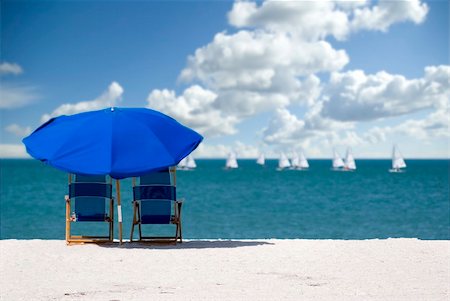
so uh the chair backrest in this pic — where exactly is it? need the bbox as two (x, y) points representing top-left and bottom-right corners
(70, 174), (112, 222)
(134, 168), (176, 224)
(139, 168), (172, 185)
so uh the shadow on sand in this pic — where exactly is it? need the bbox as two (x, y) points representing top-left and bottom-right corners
(97, 240), (274, 250)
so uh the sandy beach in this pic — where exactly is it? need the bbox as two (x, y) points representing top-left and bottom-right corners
(1, 239), (448, 300)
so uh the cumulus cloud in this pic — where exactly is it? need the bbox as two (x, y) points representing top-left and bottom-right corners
(365, 107), (450, 144)
(228, 0), (427, 40)
(147, 85), (239, 137)
(228, 0), (351, 41)
(263, 107), (307, 145)
(172, 0), (432, 144)
(0, 144), (29, 158)
(5, 124), (32, 137)
(262, 106), (354, 147)
(322, 65), (450, 122)
(351, 0), (428, 32)
(41, 81), (123, 122)
(0, 62), (23, 76)
(180, 30), (348, 90)
(147, 0), (442, 157)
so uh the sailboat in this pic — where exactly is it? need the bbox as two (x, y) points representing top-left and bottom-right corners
(297, 151), (309, 170)
(256, 153), (265, 166)
(186, 155), (197, 170)
(290, 152), (299, 169)
(343, 148), (356, 171)
(225, 152), (238, 169)
(277, 152), (291, 171)
(332, 149), (345, 170)
(389, 145), (406, 173)
(177, 157), (188, 170)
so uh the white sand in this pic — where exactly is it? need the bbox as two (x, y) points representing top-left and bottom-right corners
(1, 239), (448, 301)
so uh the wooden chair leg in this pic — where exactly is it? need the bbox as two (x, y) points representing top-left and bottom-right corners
(137, 203), (142, 240)
(65, 196), (71, 244)
(109, 199), (114, 241)
(130, 202), (137, 241)
(178, 203), (183, 243)
(179, 220), (182, 243)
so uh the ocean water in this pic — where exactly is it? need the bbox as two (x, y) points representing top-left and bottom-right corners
(1, 159), (449, 240)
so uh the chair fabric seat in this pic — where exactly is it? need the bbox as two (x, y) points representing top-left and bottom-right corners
(140, 199), (172, 224)
(74, 196), (107, 222)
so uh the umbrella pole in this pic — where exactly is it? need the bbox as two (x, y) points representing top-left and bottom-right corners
(116, 179), (123, 244)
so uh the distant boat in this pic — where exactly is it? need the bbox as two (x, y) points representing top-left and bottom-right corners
(186, 155), (197, 169)
(177, 157), (188, 170)
(389, 145), (406, 173)
(298, 151), (309, 170)
(256, 153), (265, 166)
(178, 155), (196, 170)
(332, 149), (345, 170)
(290, 152), (299, 169)
(225, 152), (238, 169)
(277, 152), (291, 171)
(343, 148), (356, 171)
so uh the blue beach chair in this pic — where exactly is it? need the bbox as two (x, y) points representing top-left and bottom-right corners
(130, 167), (182, 243)
(65, 174), (114, 244)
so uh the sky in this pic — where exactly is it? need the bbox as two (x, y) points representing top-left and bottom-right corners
(0, 0), (449, 159)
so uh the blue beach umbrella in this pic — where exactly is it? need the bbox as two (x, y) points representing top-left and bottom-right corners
(23, 107), (203, 242)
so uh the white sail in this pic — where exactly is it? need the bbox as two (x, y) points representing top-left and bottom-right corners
(226, 152), (238, 169)
(291, 152), (300, 168)
(344, 148), (356, 170)
(299, 151), (309, 169)
(186, 155), (197, 169)
(278, 153), (291, 169)
(392, 145), (406, 169)
(177, 157), (187, 169)
(256, 153), (265, 165)
(332, 149), (344, 168)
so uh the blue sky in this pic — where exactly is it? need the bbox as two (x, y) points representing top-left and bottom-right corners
(1, 0), (449, 159)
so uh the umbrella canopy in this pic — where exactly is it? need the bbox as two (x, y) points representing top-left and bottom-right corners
(23, 107), (203, 179)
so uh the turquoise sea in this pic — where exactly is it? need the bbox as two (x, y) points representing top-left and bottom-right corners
(1, 159), (449, 240)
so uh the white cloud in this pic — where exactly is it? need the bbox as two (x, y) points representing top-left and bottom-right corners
(173, 0), (432, 147)
(41, 81), (123, 122)
(228, 0), (351, 41)
(5, 124), (32, 137)
(262, 107), (307, 145)
(0, 84), (39, 109)
(0, 144), (29, 158)
(351, 0), (428, 32)
(228, 0), (428, 40)
(148, 0), (441, 157)
(261, 102), (370, 156)
(147, 85), (239, 137)
(0, 62), (39, 109)
(322, 65), (450, 121)
(365, 107), (450, 144)
(180, 30), (348, 90)
(0, 62), (23, 76)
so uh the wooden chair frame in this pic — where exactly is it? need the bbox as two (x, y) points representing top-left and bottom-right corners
(130, 167), (183, 244)
(65, 174), (114, 245)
